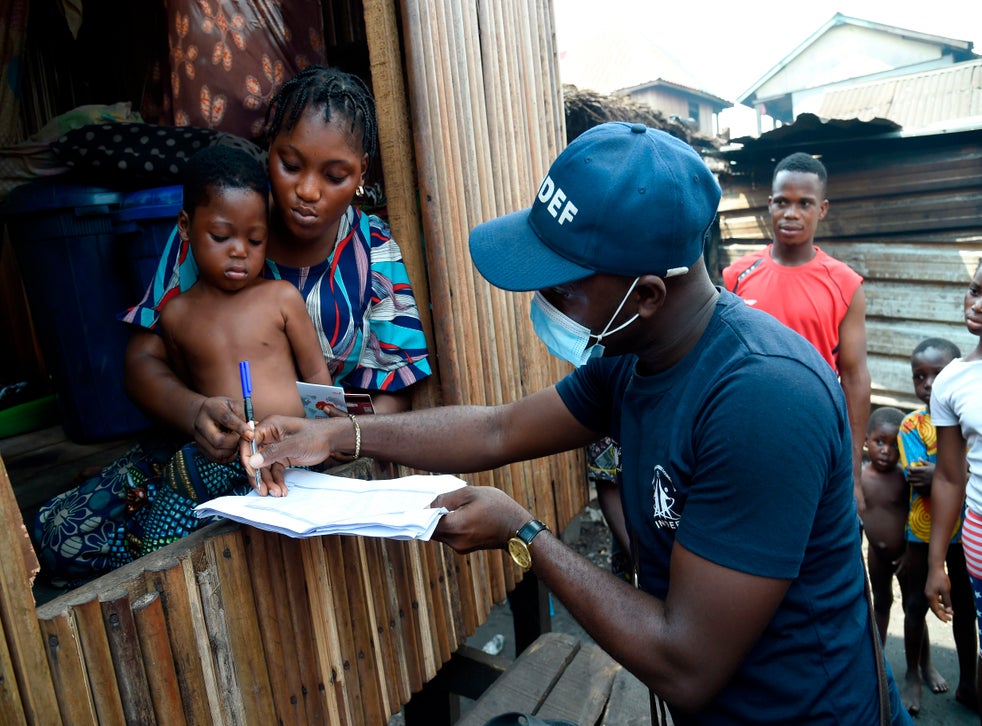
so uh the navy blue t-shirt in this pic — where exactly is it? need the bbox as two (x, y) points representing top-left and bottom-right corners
(557, 291), (908, 725)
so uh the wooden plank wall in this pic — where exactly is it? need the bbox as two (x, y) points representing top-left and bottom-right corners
(716, 132), (982, 410)
(397, 0), (586, 548)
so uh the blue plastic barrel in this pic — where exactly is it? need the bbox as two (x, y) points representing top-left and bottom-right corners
(1, 180), (152, 442)
(114, 185), (183, 300)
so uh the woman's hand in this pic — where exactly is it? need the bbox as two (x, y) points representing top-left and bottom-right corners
(193, 396), (251, 463)
(242, 415), (338, 493)
(430, 486), (532, 554)
(925, 564), (953, 623)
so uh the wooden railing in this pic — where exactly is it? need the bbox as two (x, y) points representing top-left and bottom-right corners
(1, 453), (586, 725)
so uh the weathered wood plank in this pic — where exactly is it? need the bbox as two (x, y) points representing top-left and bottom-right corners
(719, 148), (982, 212)
(866, 320), (976, 361)
(66, 595), (126, 725)
(603, 666), (655, 725)
(100, 589), (154, 724)
(538, 641), (619, 725)
(869, 353), (922, 411)
(456, 632), (580, 726)
(720, 189), (982, 240)
(0, 426), (138, 511)
(132, 590), (186, 723)
(203, 528), (276, 725)
(37, 606), (99, 724)
(718, 242), (982, 284)
(143, 558), (217, 724)
(0, 455), (59, 723)
(865, 281), (972, 326)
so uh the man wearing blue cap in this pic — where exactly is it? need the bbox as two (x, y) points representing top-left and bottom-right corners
(244, 123), (910, 724)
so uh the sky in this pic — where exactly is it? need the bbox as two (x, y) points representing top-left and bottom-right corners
(553, 0), (982, 134)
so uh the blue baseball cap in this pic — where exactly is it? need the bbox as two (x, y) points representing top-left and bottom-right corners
(469, 122), (722, 291)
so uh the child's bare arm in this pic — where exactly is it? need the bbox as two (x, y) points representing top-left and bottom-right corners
(906, 460), (935, 490)
(278, 283), (332, 385)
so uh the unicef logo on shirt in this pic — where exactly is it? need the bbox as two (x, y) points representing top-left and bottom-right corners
(651, 465), (681, 529)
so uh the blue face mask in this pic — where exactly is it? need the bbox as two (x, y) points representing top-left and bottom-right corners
(530, 278), (640, 366)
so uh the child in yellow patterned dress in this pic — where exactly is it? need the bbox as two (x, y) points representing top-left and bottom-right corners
(897, 338), (977, 716)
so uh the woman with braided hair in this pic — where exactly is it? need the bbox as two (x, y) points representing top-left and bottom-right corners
(34, 66), (431, 585)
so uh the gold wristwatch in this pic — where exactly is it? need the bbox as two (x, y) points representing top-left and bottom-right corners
(507, 519), (549, 570)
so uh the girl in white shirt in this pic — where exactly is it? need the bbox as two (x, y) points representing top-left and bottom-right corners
(925, 260), (982, 713)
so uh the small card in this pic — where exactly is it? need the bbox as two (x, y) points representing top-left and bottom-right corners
(296, 382), (376, 417)
(343, 393), (376, 415)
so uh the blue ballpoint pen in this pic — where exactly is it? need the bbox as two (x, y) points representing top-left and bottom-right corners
(239, 361), (263, 491)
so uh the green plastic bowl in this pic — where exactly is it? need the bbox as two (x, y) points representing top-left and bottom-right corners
(0, 395), (59, 438)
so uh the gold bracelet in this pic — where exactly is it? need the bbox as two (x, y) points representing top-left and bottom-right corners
(347, 413), (361, 460)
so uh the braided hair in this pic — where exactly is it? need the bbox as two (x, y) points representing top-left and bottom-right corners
(263, 65), (378, 159)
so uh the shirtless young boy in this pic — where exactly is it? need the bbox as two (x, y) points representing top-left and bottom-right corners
(158, 144), (331, 450)
(861, 406), (909, 645)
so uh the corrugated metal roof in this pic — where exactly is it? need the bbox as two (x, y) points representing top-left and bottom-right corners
(738, 12), (976, 105)
(816, 59), (982, 130)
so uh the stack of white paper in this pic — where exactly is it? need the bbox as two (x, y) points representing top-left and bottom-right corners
(194, 468), (466, 541)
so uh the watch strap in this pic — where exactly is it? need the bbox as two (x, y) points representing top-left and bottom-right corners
(516, 519), (548, 545)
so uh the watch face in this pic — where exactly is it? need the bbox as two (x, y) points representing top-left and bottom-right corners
(508, 537), (532, 570)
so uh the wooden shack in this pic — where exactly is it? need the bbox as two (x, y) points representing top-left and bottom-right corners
(0, 1), (591, 724)
(715, 113), (982, 410)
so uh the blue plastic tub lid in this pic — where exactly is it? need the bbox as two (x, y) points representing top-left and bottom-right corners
(0, 180), (125, 217)
(116, 184), (183, 222)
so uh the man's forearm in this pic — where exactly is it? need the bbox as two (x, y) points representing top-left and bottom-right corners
(841, 374), (870, 463)
(357, 405), (515, 473)
(354, 388), (593, 473)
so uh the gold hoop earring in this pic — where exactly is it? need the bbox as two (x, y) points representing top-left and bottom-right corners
(356, 185), (366, 198)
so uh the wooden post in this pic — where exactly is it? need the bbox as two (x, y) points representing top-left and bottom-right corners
(0, 454), (59, 723)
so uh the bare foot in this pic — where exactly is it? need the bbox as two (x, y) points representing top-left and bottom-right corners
(922, 664), (948, 694)
(902, 670), (922, 715)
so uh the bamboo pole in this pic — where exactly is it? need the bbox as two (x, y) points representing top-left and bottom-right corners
(197, 547), (247, 723)
(204, 529), (276, 724)
(339, 535), (385, 725)
(362, 0), (441, 411)
(400, 0), (464, 406)
(300, 536), (351, 725)
(132, 590), (186, 723)
(361, 538), (408, 711)
(385, 538), (424, 693)
(68, 594), (126, 725)
(37, 605), (98, 724)
(100, 589), (154, 724)
(244, 529), (306, 725)
(407, 540), (439, 679)
(143, 558), (216, 724)
(280, 536), (328, 723)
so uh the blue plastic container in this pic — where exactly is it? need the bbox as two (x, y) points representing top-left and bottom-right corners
(1, 180), (152, 442)
(114, 185), (183, 300)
